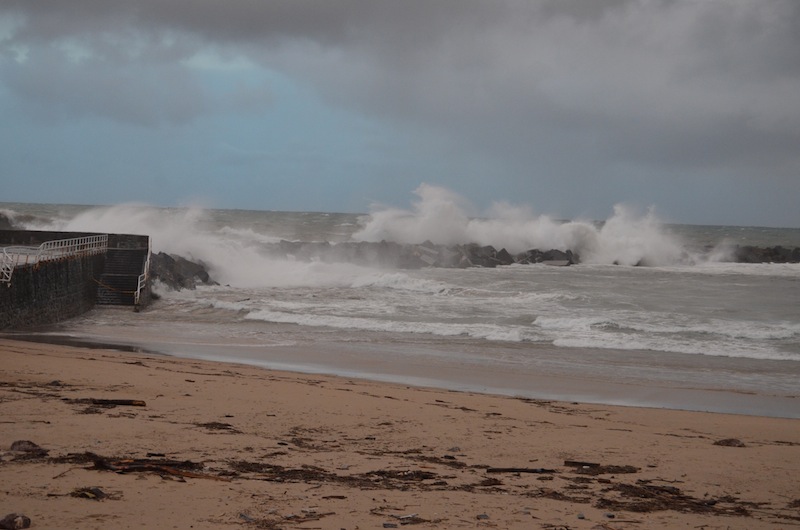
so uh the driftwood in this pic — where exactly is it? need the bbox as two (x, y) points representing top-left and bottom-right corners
(564, 460), (600, 468)
(486, 467), (556, 474)
(64, 398), (146, 409)
(86, 399), (146, 407)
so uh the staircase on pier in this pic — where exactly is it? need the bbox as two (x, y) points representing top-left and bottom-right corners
(96, 247), (149, 306)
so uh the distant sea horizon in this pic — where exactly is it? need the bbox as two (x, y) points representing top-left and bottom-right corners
(3, 199), (800, 229)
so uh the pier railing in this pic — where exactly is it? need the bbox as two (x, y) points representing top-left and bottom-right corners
(134, 239), (151, 307)
(0, 235), (108, 284)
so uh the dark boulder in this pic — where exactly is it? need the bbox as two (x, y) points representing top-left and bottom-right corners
(518, 248), (579, 265)
(8, 440), (48, 460)
(0, 513), (31, 530)
(149, 252), (216, 290)
(462, 244), (501, 268)
(542, 249), (571, 262)
(495, 248), (515, 266)
(517, 249), (545, 264)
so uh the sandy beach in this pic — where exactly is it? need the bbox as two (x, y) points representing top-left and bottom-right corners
(1, 338), (799, 530)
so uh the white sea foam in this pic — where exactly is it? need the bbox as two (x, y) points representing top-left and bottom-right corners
(535, 314), (800, 360)
(669, 261), (800, 277)
(353, 184), (687, 265)
(243, 308), (529, 342)
(551, 336), (799, 361)
(537, 312), (786, 336)
(22, 202), (383, 289)
(350, 272), (451, 294)
(216, 226), (283, 245)
(197, 297), (795, 360)
(50, 203), (209, 252)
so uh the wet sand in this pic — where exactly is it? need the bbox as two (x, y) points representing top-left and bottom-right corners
(10, 322), (799, 419)
(1, 338), (799, 529)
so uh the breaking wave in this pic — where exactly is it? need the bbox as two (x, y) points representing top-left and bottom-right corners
(4, 183), (795, 292)
(353, 184), (686, 266)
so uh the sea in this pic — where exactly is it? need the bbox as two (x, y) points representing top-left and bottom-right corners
(2, 197), (799, 418)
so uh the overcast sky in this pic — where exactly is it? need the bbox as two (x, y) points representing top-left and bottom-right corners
(1, 0), (799, 227)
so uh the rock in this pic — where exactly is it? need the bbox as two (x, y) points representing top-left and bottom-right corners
(10, 440), (40, 452)
(519, 248), (578, 266)
(413, 244), (440, 266)
(463, 244), (501, 268)
(236, 239), (583, 270)
(495, 248), (515, 266)
(149, 252), (217, 290)
(0, 514), (31, 530)
(542, 249), (570, 262)
(713, 438), (746, 447)
(9, 440), (47, 457)
(517, 249), (545, 264)
(70, 486), (108, 500)
(733, 245), (800, 263)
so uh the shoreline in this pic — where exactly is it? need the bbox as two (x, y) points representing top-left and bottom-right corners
(1, 337), (799, 529)
(5, 329), (799, 419)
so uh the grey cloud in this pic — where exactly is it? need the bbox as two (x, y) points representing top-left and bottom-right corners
(225, 0), (800, 180)
(2, 0), (799, 221)
(1, 44), (208, 126)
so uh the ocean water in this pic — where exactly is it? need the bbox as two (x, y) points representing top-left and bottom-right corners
(2, 195), (799, 417)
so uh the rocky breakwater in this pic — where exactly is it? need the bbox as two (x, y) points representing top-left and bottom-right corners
(732, 245), (800, 264)
(269, 240), (579, 270)
(145, 242), (800, 292)
(145, 243), (578, 291)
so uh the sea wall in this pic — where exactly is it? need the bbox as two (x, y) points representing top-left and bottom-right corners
(0, 231), (151, 329)
(0, 253), (105, 330)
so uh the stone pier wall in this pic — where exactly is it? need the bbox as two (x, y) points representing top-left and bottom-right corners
(0, 253), (106, 330)
(0, 230), (151, 330)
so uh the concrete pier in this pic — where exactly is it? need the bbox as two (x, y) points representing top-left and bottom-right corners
(0, 231), (150, 330)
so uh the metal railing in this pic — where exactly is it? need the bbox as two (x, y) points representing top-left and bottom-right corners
(134, 239), (152, 306)
(0, 235), (108, 284)
(0, 253), (8, 283)
(1, 247), (29, 283)
(38, 235), (109, 260)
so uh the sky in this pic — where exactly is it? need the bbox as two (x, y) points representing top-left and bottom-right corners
(1, 0), (799, 227)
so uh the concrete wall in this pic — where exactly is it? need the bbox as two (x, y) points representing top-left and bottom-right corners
(107, 233), (149, 250)
(0, 253), (106, 330)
